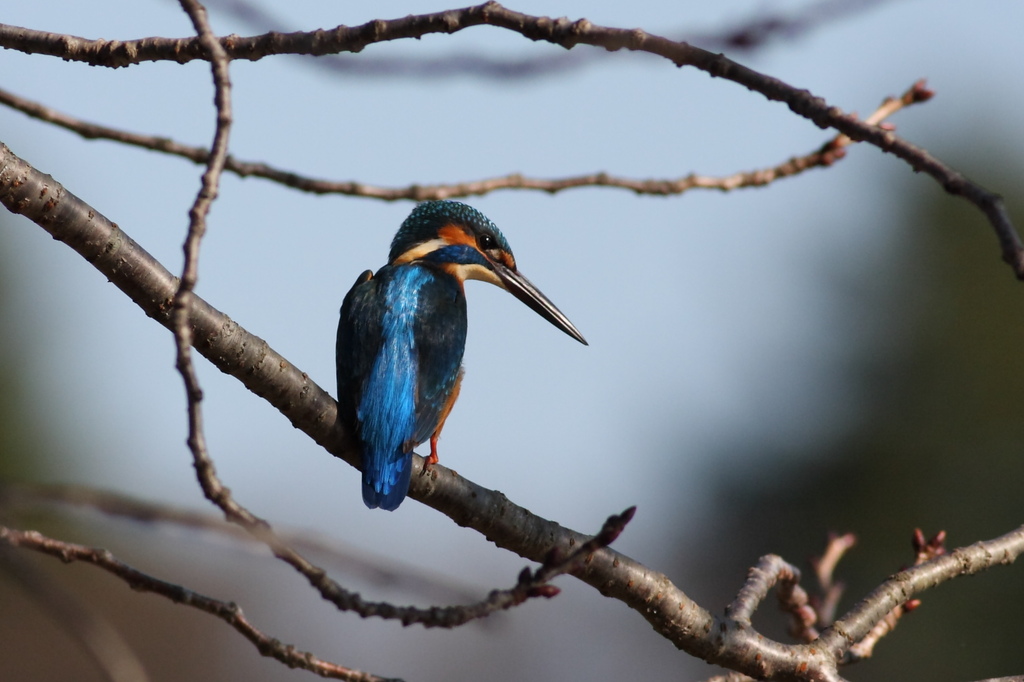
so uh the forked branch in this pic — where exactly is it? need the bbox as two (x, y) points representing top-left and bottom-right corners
(4, 140), (1024, 681)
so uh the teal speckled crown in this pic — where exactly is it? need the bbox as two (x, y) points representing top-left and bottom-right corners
(388, 200), (512, 263)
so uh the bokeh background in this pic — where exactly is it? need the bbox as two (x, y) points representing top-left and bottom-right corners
(2, 1), (1022, 680)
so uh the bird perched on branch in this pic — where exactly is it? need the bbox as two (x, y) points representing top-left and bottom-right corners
(337, 200), (587, 510)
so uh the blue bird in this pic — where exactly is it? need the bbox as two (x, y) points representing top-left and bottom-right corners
(336, 201), (587, 511)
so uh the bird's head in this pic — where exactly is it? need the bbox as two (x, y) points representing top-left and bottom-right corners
(389, 200), (587, 345)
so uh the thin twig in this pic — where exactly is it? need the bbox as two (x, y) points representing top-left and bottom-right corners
(171, 0), (235, 519)
(820, 526), (1023, 661)
(0, 525), (394, 682)
(809, 532), (856, 627)
(208, 499), (635, 628)
(843, 529), (944, 661)
(0, 481), (480, 604)
(0, 80), (931, 200)
(202, 0), (892, 79)
(726, 554), (818, 642)
(0, 478), (634, 628)
(688, 0), (894, 53)
(0, 2), (894, 69)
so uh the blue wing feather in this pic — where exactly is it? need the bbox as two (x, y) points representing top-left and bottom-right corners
(337, 264), (467, 510)
(357, 267), (425, 509)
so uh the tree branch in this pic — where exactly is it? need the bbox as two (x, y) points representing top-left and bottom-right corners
(3, 4), (1022, 678)
(0, 481), (481, 603)
(809, 533), (857, 628)
(726, 555), (819, 643)
(818, 525), (1024, 661)
(0, 478), (633, 629)
(0, 137), (769, 677)
(3, 4), (1016, 275)
(0, 80), (931, 200)
(171, 0), (235, 524)
(9, 139), (1022, 680)
(0, 525), (395, 682)
(200, 0), (891, 79)
(840, 529), (941, 661)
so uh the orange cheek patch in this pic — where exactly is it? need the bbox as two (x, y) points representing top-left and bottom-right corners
(497, 251), (516, 269)
(438, 224), (476, 247)
(437, 262), (463, 279)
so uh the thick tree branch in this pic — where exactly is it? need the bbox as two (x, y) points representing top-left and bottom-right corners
(0, 138), (779, 678)
(8, 140), (1022, 680)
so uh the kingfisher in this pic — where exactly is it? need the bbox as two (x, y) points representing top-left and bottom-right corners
(336, 201), (587, 511)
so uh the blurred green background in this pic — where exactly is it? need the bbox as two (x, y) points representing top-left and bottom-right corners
(2, 2), (1023, 681)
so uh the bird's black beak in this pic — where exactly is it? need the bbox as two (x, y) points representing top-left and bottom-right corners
(492, 263), (588, 345)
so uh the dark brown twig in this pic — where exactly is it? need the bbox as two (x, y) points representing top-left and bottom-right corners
(689, 0), (894, 52)
(0, 80), (930, 201)
(171, 0), (235, 519)
(366, 506), (639, 626)
(0, 478), (634, 628)
(202, 0), (892, 79)
(0, 525), (394, 682)
(0, 481), (480, 603)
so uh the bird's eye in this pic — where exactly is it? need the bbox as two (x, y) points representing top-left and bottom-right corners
(478, 234), (496, 250)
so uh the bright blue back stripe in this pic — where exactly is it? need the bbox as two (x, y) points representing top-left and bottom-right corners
(358, 266), (432, 504)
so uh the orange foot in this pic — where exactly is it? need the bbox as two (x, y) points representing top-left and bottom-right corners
(420, 434), (440, 476)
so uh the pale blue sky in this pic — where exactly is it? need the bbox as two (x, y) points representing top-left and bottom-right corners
(3, 2), (1022, 680)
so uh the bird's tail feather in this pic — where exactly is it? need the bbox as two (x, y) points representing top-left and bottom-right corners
(362, 452), (413, 511)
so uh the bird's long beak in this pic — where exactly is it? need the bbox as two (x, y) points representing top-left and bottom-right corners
(492, 263), (588, 345)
